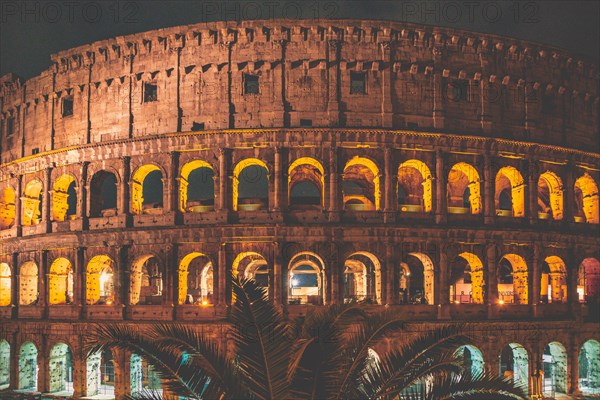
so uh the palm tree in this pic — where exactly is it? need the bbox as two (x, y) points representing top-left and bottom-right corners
(86, 278), (527, 400)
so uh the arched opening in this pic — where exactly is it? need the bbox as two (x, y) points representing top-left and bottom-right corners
(579, 339), (600, 395)
(343, 157), (380, 211)
(543, 342), (567, 395)
(538, 171), (563, 220)
(578, 258), (600, 304)
(86, 349), (115, 397)
(232, 252), (270, 299)
(19, 261), (38, 306)
(89, 171), (117, 218)
(130, 354), (162, 396)
(86, 255), (115, 305)
(397, 160), (433, 213)
(18, 342), (38, 391)
(447, 162), (481, 214)
(233, 159), (269, 211)
(131, 165), (163, 215)
(495, 167), (525, 217)
(288, 252), (325, 305)
(540, 256), (567, 304)
(48, 343), (73, 395)
(130, 256), (164, 305)
(398, 253), (435, 305)
(179, 160), (215, 212)
(0, 186), (16, 229)
(343, 252), (381, 304)
(52, 174), (77, 222)
(499, 343), (529, 387)
(0, 340), (10, 390)
(48, 258), (74, 305)
(288, 157), (324, 209)
(574, 173), (599, 223)
(22, 180), (43, 226)
(454, 345), (485, 379)
(0, 263), (11, 306)
(449, 252), (484, 304)
(178, 253), (214, 305)
(498, 254), (529, 304)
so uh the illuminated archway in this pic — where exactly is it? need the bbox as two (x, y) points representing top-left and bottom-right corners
(343, 157), (381, 211)
(89, 171), (117, 217)
(86, 255), (115, 305)
(130, 354), (162, 396)
(574, 173), (599, 223)
(22, 179), (43, 226)
(178, 252), (214, 305)
(0, 186), (16, 229)
(495, 167), (525, 217)
(233, 159), (269, 211)
(449, 252), (484, 304)
(541, 256), (567, 303)
(397, 160), (433, 213)
(344, 252), (381, 304)
(398, 253), (435, 305)
(288, 157), (324, 208)
(579, 339), (600, 395)
(543, 342), (567, 395)
(578, 258), (600, 303)
(0, 263), (11, 306)
(538, 171), (563, 220)
(52, 174), (77, 221)
(48, 258), (74, 305)
(499, 343), (529, 386)
(86, 349), (115, 397)
(48, 343), (73, 394)
(0, 340), (9, 390)
(288, 252), (326, 305)
(447, 162), (481, 214)
(19, 261), (38, 306)
(498, 254), (529, 305)
(179, 160), (215, 212)
(18, 342), (38, 391)
(130, 255), (164, 305)
(131, 165), (163, 215)
(454, 345), (485, 379)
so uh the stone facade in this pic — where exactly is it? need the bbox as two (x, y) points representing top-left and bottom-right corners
(0, 19), (599, 399)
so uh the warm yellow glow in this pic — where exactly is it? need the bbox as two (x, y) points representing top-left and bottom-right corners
(448, 162), (481, 214)
(288, 252), (326, 305)
(22, 180), (43, 226)
(231, 251), (268, 301)
(19, 261), (38, 305)
(407, 252), (435, 305)
(179, 160), (214, 212)
(0, 186), (16, 229)
(347, 252), (382, 304)
(398, 159), (433, 213)
(543, 256), (567, 303)
(178, 252), (213, 305)
(574, 173), (599, 223)
(86, 255), (115, 305)
(129, 255), (163, 305)
(48, 257), (73, 305)
(288, 157), (325, 206)
(0, 263), (11, 306)
(495, 166), (525, 217)
(538, 171), (563, 220)
(52, 174), (76, 221)
(498, 299), (505, 305)
(131, 164), (161, 215)
(501, 254), (529, 304)
(232, 158), (269, 211)
(343, 156), (381, 211)
(458, 252), (485, 304)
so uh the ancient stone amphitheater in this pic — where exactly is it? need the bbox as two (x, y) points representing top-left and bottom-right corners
(0, 19), (598, 399)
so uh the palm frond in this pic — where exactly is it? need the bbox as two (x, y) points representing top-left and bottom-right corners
(427, 370), (528, 400)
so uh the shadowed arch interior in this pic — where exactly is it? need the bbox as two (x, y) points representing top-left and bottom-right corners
(179, 160), (215, 212)
(447, 162), (481, 214)
(233, 158), (269, 211)
(343, 156), (381, 211)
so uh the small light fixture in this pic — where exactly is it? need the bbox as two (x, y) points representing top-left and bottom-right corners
(498, 299), (504, 305)
(201, 300), (208, 306)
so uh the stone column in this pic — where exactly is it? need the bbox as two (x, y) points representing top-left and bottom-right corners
(432, 69), (445, 129)
(218, 149), (228, 212)
(167, 152), (179, 213)
(39, 250), (48, 309)
(76, 247), (85, 307)
(273, 147), (282, 211)
(11, 253), (19, 318)
(383, 147), (393, 222)
(380, 41), (393, 127)
(566, 247), (580, 318)
(38, 334), (48, 393)
(43, 167), (52, 231)
(438, 244), (449, 319)
(435, 149), (447, 224)
(569, 337), (580, 394)
(9, 331), (18, 389)
(117, 246), (128, 307)
(528, 156), (538, 224)
(118, 157), (130, 216)
(327, 243), (340, 304)
(483, 154), (494, 224)
(77, 162), (88, 220)
(15, 175), (22, 231)
(385, 242), (397, 305)
(531, 243), (540, 317)
(328, 147), (339, 221)
(326, 39), (341, 125)
(486, 242), (499, 318)
(272, 242), (282, 304)
(71, 353), (85, 398)
(563, 159), (575, 223)
(218, 244), (228, 306)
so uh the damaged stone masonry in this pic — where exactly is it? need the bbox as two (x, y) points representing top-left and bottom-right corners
(0, 19), (599, 399)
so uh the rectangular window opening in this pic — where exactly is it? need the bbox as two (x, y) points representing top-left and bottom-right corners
(62, 97), (74, 117)
(143, 82), (158, 102)
(244, 74), (259, 95)
(350, 71), (366, 94)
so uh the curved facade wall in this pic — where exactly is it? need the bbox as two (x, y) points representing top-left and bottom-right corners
(0, 19), (599, 399)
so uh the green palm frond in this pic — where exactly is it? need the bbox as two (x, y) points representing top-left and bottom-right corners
(426, 370), (528, 400)
(228, 277), (292, 400)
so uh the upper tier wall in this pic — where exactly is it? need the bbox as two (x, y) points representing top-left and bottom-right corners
(1, 19), (598, 162)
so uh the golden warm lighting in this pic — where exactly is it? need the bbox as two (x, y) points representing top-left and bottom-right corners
(447, 162), (481, 214)
(495, 166), (525, 217)
(0, 186), (16, 229)
(498, 299), (505, 305)
(52, 174), (76, 222)
(179, 160), (214, 212)
(201, 300), (208, 306)
(131, 164), (161, 215)
(232, 158), (269, 211)
(0, 263), (11, 306)
(574, 173), (599, 223)
(398, 159), (433, 213)
(22, 179), (43, 226)
(343, 156), (381, 211)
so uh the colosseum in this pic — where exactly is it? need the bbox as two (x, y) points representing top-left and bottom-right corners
(0, 18), (598, 399)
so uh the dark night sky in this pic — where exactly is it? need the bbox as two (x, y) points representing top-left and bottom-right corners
(0, 0), (599, 79)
